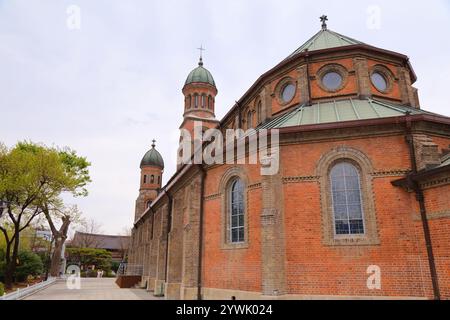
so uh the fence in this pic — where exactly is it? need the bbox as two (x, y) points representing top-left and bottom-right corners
(117, 263), (143, 276)
(0, 278), (57, 300)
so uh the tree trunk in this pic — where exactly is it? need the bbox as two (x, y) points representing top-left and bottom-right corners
(4, 265), (14, 290)
(50, 238), (63, 277)
(48, 216), (71, 277)
(4, 226), (20, 289)
(3, 241), (13, 290)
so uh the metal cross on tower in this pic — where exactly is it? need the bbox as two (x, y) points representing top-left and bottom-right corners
(197, 45), (205, 66)
(320, 15), (328, 30)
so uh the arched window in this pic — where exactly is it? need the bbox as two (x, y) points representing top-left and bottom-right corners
(229, 179), (244, 243)
(330, 162), (365, 235)
(201, 94), (206, 108)
(257, 101), (262, 124)
(246, 110), (253, 129)
(147, 200), (152, 208)
(143, 175), (147, 184)
(157, 175), (160, 184)
(194, 94), (198, 108)
(150, 175), (155, 183)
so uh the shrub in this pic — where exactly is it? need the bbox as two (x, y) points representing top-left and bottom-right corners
(0, 282), (4, 296)
(89, 269), (98, 278)
(111, 261), (120, 273)
(14, 251), (43, 282)
(66, 248), (112, 272)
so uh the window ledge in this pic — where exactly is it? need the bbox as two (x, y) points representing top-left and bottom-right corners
(221, 242), (249, 250)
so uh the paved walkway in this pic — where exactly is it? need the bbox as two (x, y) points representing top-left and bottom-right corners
(24, 278), (161, 300)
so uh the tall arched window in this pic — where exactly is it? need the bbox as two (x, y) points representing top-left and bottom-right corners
(229, 179), (245, 243)
(150, 175), (155, 183)
(194, 94), (198, 108)
(143, 175), (147, 184)
(330, 162), (365, 235)
(201, 94), (206, 108)
(246, 110), (253, 129)
(257, 101), (262, 124)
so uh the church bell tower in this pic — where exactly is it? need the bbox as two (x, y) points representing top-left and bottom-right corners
(135, 140), (164, 222)
(178, 49), (220, 169)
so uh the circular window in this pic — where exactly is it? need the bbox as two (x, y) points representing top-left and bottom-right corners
(322, 72), (343, 91)
(371, 72), (388, 92)
(281, 83), (296, 103)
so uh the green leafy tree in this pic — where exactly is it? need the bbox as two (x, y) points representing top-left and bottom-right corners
(0, 141), (90, 289)
(14, 251), (43, 282)
(66, 247), (112, 272)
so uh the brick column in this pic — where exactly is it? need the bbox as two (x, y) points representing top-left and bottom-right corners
(263, 84), (272, 120)
(165, 194), (184, 300)
(413, 134), (441, 171)
(260, 155), (287, 296)
(154, 204), (169, 296)
(297, 64), (311, 105)
(180, 177), (202, 300)
(353, 57), (372, 99)
(147, 215), (157, 291)
(398, 67), (418, 108)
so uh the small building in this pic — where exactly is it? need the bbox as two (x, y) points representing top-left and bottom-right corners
(70, 232), (130, 262)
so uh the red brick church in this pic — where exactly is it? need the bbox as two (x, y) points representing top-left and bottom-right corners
(128, 17), (450, 299)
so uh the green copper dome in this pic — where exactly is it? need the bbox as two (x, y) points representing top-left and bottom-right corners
(184, 58), (216, 87)
(140, 141), (164, 169)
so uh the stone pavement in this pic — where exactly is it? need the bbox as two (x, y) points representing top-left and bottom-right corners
(24, 278), (161, 300)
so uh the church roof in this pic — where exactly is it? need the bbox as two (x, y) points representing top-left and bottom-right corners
(140, 141), (164, 169)
(184, 58), (216, 87)
(285, 28), (364, 59)
(258, 99), (434, 129)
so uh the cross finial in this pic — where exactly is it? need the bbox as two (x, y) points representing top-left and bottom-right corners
(197, 45), (205, 66)
(320, 15), (328, 30)
(151, 139), (156, 148)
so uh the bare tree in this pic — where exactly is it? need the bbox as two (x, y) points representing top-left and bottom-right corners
(42, 203), (82, 277)
(73, 218), (103, 248)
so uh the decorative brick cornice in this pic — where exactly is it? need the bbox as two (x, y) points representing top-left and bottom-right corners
(371, 169), (410, 177)
(247, 182), (262, 190)
(419, 176), (450, 190)
(204, 193), (220, 201)
(282, 176), (319, 184)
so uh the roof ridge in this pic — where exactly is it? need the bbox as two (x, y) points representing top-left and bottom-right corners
(285, 28), (364, 60)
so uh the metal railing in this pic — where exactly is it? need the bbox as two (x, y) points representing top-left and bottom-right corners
(0, 278), (57, 300)
(117, 263), (143, 276)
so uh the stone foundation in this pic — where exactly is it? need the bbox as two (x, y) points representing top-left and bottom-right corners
(180, 286), (198, 300)
(154, 279), (165, 297)
(165, 282), (181, 300)
(146, 277), (156, 291)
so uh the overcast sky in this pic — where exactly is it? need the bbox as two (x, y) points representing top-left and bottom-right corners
(1, 0), (450, 234)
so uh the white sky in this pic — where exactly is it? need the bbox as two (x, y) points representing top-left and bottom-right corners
(1, 0), (450, 234)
